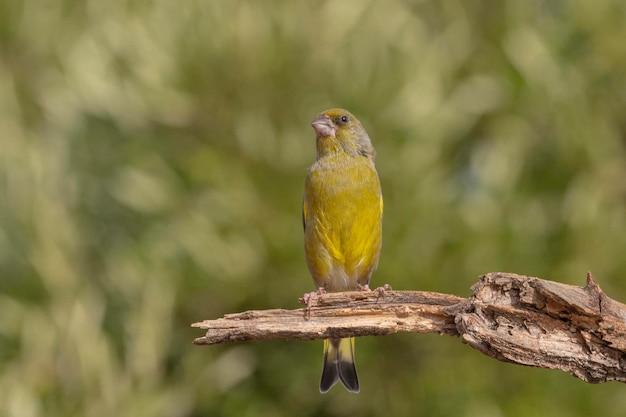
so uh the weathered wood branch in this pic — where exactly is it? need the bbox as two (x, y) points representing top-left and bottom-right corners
(192, 272), (626, 384)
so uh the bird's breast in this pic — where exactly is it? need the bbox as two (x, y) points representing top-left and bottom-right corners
(304, 155), (382, 291)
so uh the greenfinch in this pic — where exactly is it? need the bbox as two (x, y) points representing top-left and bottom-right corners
(303, 108), (383, 393)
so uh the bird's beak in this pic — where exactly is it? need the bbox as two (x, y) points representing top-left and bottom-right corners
(311, 115), (336, 138)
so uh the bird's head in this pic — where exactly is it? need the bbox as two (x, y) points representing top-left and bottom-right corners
(311, 108), (375, 161)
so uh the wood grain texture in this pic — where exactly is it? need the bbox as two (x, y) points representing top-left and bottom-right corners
(192, 272), (626, 384)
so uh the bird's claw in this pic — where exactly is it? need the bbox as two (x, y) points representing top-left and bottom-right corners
(303, 287), (326, 320)
(358, 283), (392, 300)
(373, 283), (392, 299)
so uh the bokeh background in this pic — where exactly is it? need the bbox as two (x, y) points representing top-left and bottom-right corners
(2, 0), (626, 416)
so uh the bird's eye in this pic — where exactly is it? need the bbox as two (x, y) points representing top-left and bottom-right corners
(340, 115), (349, 123)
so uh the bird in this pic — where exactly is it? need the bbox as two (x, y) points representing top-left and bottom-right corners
(302, 108), (383, 393)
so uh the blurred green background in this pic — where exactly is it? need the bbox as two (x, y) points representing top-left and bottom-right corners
(2, 0), (626, 416)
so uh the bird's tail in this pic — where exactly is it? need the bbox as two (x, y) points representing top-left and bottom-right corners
(320, 337), (359, 393)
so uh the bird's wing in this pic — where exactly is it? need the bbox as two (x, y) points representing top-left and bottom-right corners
(302, 197), (308, 232)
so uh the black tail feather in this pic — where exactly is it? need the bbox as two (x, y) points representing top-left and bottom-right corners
(319, 338), (359, 393)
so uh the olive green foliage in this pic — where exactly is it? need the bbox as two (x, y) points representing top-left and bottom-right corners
(2, 0), (626, 416)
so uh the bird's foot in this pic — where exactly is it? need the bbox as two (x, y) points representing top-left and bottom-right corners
(303, 287), (326, 320)
(358, 283), (392, 300)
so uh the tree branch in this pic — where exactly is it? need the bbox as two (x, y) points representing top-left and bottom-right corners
(192, 272), (626, 384)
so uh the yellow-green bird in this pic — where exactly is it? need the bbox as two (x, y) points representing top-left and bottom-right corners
(303, 108), (383, 393)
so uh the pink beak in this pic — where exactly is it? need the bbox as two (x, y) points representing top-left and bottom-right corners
(311, 115), (336, 138)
